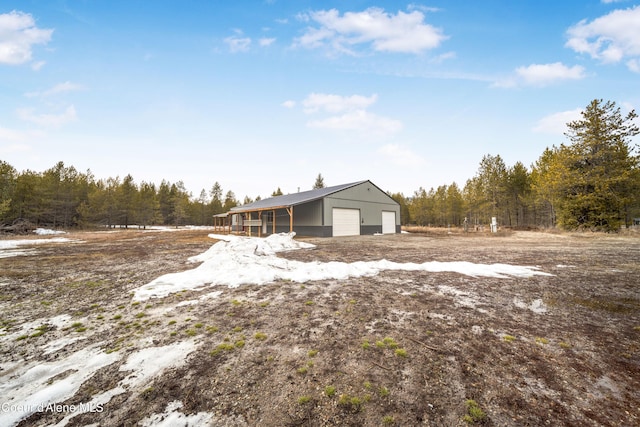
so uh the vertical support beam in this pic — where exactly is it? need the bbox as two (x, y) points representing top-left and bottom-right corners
(272, 209), (276, 234)
(286, 206), (293, 233)
(248, 212), (252, 236)
(258, 211), (262, 237)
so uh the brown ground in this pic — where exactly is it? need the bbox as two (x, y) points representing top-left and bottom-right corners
(1, 228), (639, 426)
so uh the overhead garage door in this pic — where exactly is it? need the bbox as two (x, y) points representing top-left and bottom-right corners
(382, 211), (396, 234)
(332, 208), (360, 237)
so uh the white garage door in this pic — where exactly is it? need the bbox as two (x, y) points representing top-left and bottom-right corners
(332, 208), (360, 237)
(382, 211), (396, 234)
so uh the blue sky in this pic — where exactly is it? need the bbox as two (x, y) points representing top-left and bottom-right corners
(1, 1), (639, 201)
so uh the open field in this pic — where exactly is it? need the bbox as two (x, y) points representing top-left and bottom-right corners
(1, 228), (639, 426)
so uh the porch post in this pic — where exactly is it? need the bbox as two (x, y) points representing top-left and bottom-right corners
(286, 206), (293, 233)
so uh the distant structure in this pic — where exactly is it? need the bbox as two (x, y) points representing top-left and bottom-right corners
(216, 180), (400, 237)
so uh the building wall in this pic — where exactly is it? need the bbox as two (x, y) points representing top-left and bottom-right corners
(323, 181), (400, 233)
(231, 181), (400, 237)
(256, 202), (326, 236)
(292, 199), (323, 226)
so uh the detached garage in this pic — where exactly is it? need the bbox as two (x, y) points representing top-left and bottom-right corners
(228, 180), (400, 237)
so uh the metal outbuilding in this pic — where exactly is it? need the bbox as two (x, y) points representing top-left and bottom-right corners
(227, 180), (400, 237)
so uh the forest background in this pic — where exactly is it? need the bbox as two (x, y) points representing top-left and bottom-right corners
(1, 99), (639, 233)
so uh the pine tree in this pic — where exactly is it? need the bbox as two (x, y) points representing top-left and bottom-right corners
(0, 161), (17, 221)
(209, 182), (224, 214)
(558, 99), (639, 231)
(313, 173), (325, 189)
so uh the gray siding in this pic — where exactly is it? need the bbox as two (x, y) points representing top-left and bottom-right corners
(230, 180), (400, 237)
(292, 199), (323, 226)
(323, 181), (400, 229)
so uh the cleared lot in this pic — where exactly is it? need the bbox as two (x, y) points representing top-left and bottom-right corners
(1, 228), (639, 426)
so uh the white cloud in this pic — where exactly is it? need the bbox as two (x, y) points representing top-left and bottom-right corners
(25, 81), (84, 98)
(0, 10), (53, 65)
(0, 142), (30, 154)
(31, 60), (46, 70)
(494, 62), (586, 87)
(628, 58), (640, 72)
(259, 37), (276, 47)
(294, 7), (447, 55)
(307, 110), (402, 134)
(17, 105), (77, 127)
(533, 108), (583, 134)
(299, 92), (402, 136)
(566, 6), (640, 71)
(377, 144), (424, 166)
(431, 51), (456, 64)
(407, 4), (442, 13)
(281, 100), (296, 108)
(224, 33), (251, 53)
(302, 93), (377, 114)
(43, 81), (84, 96)
(0, 124), (43, 143)
(516, 63), (586, 86)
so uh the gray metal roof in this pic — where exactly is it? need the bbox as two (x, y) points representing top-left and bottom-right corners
(230, 180), (368, 213)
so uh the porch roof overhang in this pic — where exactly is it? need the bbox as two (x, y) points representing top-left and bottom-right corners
(228, 204), (293, 215)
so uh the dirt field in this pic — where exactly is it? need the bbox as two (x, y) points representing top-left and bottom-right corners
(1, 228), (639, 426)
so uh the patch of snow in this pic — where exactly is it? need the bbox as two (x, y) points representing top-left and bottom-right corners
(51, 340), (199, 427)
(176, 290), (223, 307)
(140, 225), (218, 232)
(513, 298), (547, 314)
(438, 285), (479, 309)
(0, 314), (73, 344)
(41, 336), (87, 355)
(593, 375), (620, 398)
(529, 298), (547, 314)
(139, 400), (213, 427)
(119, 340), (196, 380)
(48, 314), (74, 330)
(0, 344), (120, 427)
(0, 237), (79, 258)
(34, 228), (66, 235)
(133, 233), (553, 301)
(0, 249), (37, 258)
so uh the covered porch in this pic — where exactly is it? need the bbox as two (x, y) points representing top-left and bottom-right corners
(214, 205), (295, 237)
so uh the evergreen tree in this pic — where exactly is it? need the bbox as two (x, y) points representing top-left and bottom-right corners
(209, 182), (224, 214)
(389, 192), (410, 225)
(313, 173), (325, 189)
(558, 99), (639, 231)
(138, 182), (160, 228)
(446, 183), (465, 226)
(530, 147), (564, 228)
(223, 190), (238, 211)
(408, 187), (430, 226)
(505, 162), (531, 227)
(157, 180), (173, 224)
(271, 187), (283, 196)
(0, 161), (17, 221)
(118, 174), (137, 228)
(170, 181), (190, 227)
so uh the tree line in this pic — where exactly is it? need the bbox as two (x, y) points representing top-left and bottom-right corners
(1, 99), (638, 232)
(0, 162), (243, 229)
(390, 99), (640, 232)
